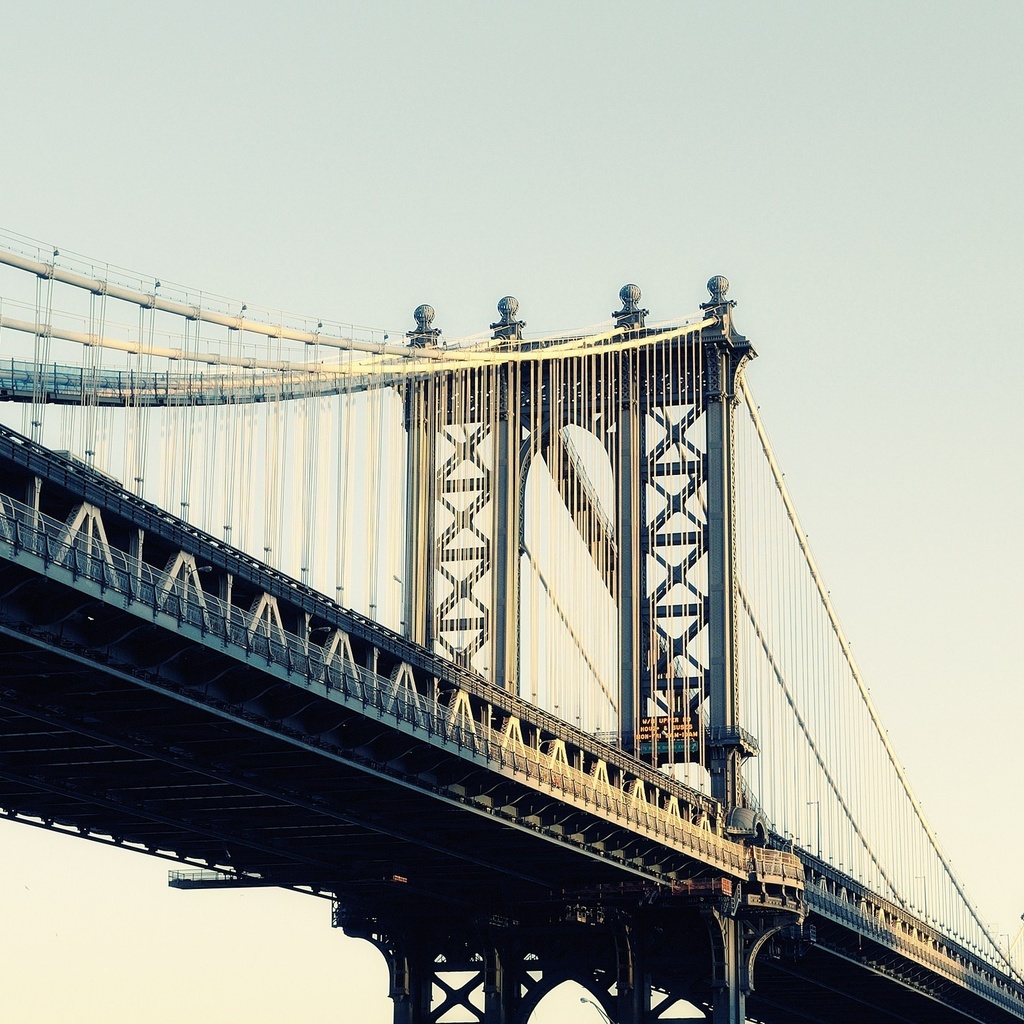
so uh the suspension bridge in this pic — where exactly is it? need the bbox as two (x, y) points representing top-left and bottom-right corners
(0, 231), (1020, 1024)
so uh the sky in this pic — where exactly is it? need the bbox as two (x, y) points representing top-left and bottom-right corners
(2, 1), (1023, 1020)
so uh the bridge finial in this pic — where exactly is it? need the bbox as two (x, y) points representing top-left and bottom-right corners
(407, 304), (441, 348)
(613, 283), (648, 329)
(490, 295), (525, 341)
(703, 275), (733, 309)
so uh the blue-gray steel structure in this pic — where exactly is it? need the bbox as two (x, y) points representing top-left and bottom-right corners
(0, 428), (1021, 1023)
(0, 280), (1020, 1022)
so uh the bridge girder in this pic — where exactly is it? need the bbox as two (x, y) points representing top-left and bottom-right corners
(0, 427), (1021, 1024)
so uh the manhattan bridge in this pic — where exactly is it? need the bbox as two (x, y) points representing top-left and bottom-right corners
(0, 231), (1020, 1024)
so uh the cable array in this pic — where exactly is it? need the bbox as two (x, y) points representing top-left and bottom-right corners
(735, 376), (1011, 970)
(0, 234), (1012, 977)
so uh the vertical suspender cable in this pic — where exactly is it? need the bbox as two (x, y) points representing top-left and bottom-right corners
(738, 374), (1002, 960)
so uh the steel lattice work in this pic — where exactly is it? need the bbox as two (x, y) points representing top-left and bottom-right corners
(0, 232), (1021, 1023)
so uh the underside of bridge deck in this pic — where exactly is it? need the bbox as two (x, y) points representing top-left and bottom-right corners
(0, 567), (1020, 1024)
(0, 599), (647, 909)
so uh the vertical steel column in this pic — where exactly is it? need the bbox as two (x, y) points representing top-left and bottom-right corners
(616, 351), (640, 755)
(614, 919), (651, 1024)
(612, 386), (655, 759)
(703, 277), (755, 1024)
(404, 306), (443, 647)
(703, 279), (753, 813)
(389, 931), (520, 1024)
(491, 362), (521, 691)
(333, 910), (432, 1024)
(403, 377), (437, 649)
(704, 346), (739, 810)
(490, 298), (525, 692)
(482, 943), (505, 1023)
(391, 942), (431, 1024)
(710, 916), (746, 1024)
(612, 286), (649, 756)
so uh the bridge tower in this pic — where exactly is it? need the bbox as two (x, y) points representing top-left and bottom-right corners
(392, 280), (769, 1024)
(402, 281), (754, 786)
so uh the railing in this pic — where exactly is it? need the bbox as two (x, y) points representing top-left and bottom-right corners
(3, 455), (1022, 1016)
(749, 847), (804, 888)
(0, 422), (732, 840)
(0, 488), (771, 885)
(776, 844), (1024, 1016)
(0, 357), (386, 405)
(167, 869), (261, 885)
(805, 873), (1024, 1017)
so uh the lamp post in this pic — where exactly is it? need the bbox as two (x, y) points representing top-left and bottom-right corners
(807, 800), (821, 858)
(915, 875), (929, 922)
(579, 996), (613, 1023)
(1010, 914), (1024, 973)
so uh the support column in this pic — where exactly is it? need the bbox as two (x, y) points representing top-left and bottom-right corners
(614, 919), (651, 1024)
(391, 933), (521, 1024)
(705, 351), (740, 810)
(702, 276), (755, 1024)
(482, 939), (525, 1024)
(337, 904), (739, 1024)
(709, 915), (746, 1024)
(392, 944), (432, 1024)
(404, 304), (441, 648)
(616, 361), (640, 756)
(490, 297), (525, 692)
(702, 277), (754, 812)
(25, 475), (41, 545)
(613, 285), (649, 755)
(492, 363), (521, 692)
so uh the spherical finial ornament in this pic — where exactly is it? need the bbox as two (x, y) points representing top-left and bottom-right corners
(619, 283), (642, 310)
(414, 304), (435, 328)
(707, 276), (729, 304)
(497, 295), (519, 320)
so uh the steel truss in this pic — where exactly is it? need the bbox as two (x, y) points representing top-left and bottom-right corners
(401, 313), (721, 773)
(0, 273), (1023, 1024)
(337, 897), (800, 1024)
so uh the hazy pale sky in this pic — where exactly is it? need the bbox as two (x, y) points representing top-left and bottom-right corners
(2, 2), (1023, 1021)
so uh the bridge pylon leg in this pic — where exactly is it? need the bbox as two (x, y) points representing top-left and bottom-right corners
(613, 919), (650, 1024)
(703, 904), (793, 1024)
(403, 377), (437, 651)
(377, 932), (429, 1024)
(337, 911), (527, 1024)
(337, 901), (755, 1024)
(491, 364), (521, 693)
(708, 914), (746, 1024)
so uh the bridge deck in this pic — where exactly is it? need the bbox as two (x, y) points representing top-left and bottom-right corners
(0, 427), (1021, 1023)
